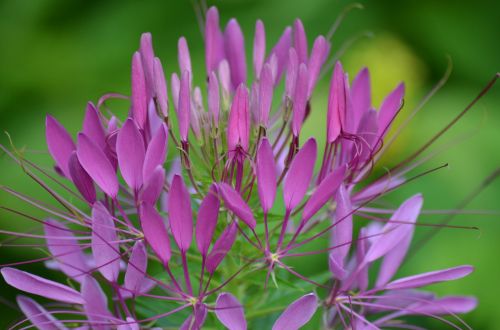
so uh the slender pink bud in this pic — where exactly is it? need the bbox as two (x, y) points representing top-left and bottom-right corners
(258, 63), (274, 127)
(153, 57), (169, 117)
(205, 6), (224, 75)
(131, 52), (148, 128)
(224, 19), (247, 88)
(227, 84), (250, 152)
(326, 61), (345, 143)
(307, 35), (328, 97)
(208, 71), (220, 125)
(178, 37), (192, 76)
(292, 63), (309, 136)
(293, 19), (308, 64)
(253, 20), (266, 78)
(178, 70), (191, 142)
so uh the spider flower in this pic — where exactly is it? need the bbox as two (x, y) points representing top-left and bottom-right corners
(0, 5), (484, 330)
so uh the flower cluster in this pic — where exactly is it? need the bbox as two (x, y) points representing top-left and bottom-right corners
(0, 6), (477, 330)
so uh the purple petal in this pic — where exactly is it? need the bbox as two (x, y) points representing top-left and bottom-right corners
(82, 276), (112, 329)
(385, 265), (474, 291)
(117, 118), (145, 190)
(205, 6), (224, 75)
(208, 71), (220, 125)
(178, 37), (192, 75)
(302, 165), (346, 224)
(139, 202), (171, 265)
(218, 60), (231, 98)
(269, 26), (292, 84)
(124, 240), (148, 293)
(77, 133), (118, 197)
(224, 19), (247, 88)
(326, 61), (345, 143)
(408, 296), (477, 315)
(131, 52), (148, 129)
(117, 317), (140, 330)
(46, 115), (75, 178)
(92, 202), (120, 282)
(168, 175), (193, 252)
(215, 292), (247, 330)
(178, 70), (191, 141)
(256, 138), (277, 213)
(351, 67), (371, 130)
(291, 63), (309, 136)
(44, 219), (89, 282)
(283, 138), (317, 210)
(206, 223), (237, 273)
(140, 32), (155, 100)
(272, 293), (317, 330)
(328, 253), (347, 280)
(258, 64), (274, 127)
(330, 184), (352, 271)
(227, 84), (250, 152)
(285, 48), (298, 100)
(140, 165), (165, 204)
(378, 82), (405, 137)
(68, 151), (96, 203)
(365, 194), (423, 263)
(171, 72), (180, 111)
(1, 267), (83, 304)
(180, 304), (207, 330)
(217, 183), (256, 229)
(143, 123), (167, 183)
(253, 19), (266, 78)
(196, 186), (220, 256)
(293, 19), (308, 64)
(17, 295), (66, 330)
(82, 102), (106, 149)
(153, 57), (169, 117)
(307, 36), (328, 97)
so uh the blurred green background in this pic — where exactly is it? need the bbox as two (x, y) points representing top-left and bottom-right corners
(0, 0), (499, 328)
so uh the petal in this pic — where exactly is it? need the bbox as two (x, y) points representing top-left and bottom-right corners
(124, 240), (148, 293)
(117, 118), (145, 190)
(44, 219), (89, 282)
(326, 62), (345, 143)
(365, 194), (423, 263)
(178, 70), (191, 141)
(168, 175), (193, 252)
(378, 82), (405, 137)
(17, 295), (67, 330)
(330, 184), (353, 270)
(205, 6), (224, 75)
(256, 138), (277, 213)
(140, 166), (165, 204)
(208, 71), (220, 125)
(143, 123), (167, 183)
(180, 304), (207, 330)
(385, 265), (474, 291)
(269, 26), (292, 84)
(196, 186), (220, 256)
(272, 293), (317, 330)
(82, 102), (106, 149)
(153, 57), (169, 117)
(139, 202), (171, 265)
(68, 151), (96, 203)
(293, 19), (308, 64)
(258, 64), (274, 127)
(227, 84), (250, 152)
(307, 35), (328, 97)
(82, 276), (112, 329)
(408, 296), (477, 315)
(291, 63), (309, 136)
(1, 267), (83, 304)
(77, 133), (118, 197)
(253, 19), (266, 78)
(351, 67), (371, 130)
(46, 115), (75, 178)
(283, 138), (317, 210)
(131, 52), (148, 128)
(215, 293), (247, 330)
(217, 183), (256, 229)
(92, 202), (120, 282)
(206, 223), (237, 273)
(285, 48), (298, 100)
(140, 33), (155, 99)
(171, 72), (180, 111)
(178, 37), (192, 75)
(302, 165), (346, 223)
(224, 19), (247, 88)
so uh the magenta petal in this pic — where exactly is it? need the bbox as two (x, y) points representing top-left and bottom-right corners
(46, 115), (75, 178)
(256, 138), (277, 213)
(269, 26), (292, 84)
(408, 296), (477, 315)
(253, 19), (266, 78)
(378, 82), (405, 137)
(293, 19), (308, 64)
(328, 253), (347, 280)
(258, 64), (274, 127)
(140, 32), (155, 99)
(272, 293), (317, 330)
(307, 36), (328, 97)
(302, 165), (346, 223)
(168, 175), (193, 252)
(227, 84), (250, 152)
(285, 48), (298, 100)
(385, 265), (474, 291)
(143, 123), (167, 183)
(92, 202), (120, 282)
(131, 52), (148, 129)
(208, 71), (220, 125)
(283, 138), (317, 210)
(217, 183), (256, 229)
(139, 202), (171, 265)
(68, 151), (96, 203)
(117, 118), (145, 190)
(196, 186), (220, 256)
(153, 57), (169, 117)
(171, 72), (180, 111)
(178, 37), (192, 75)
(224, 19), (247, 88)
(82, 276), (112, 329)
(205, 6), (224, 75)
(291, 63), (309, 136)
(44, 219), (89, 282)
(1, 267), (83, 304)
(82, 102), (106, 149)
(326, 62), (345, 143)
(178, 70), (191, 142)
(17, 295), (66, 330)
(118, 317), (140, 330)
(206, 223), (237, 273)
(330, 184), (352, 270)
(124, 240), (148, 293)
(351, 67), (371, 130)
(77, 133), (118, 197)
(365, 194), (423, 263)
(215, 292), (247, 330)
(181, 304), (208, 330)
(140, 165), (165, 204)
